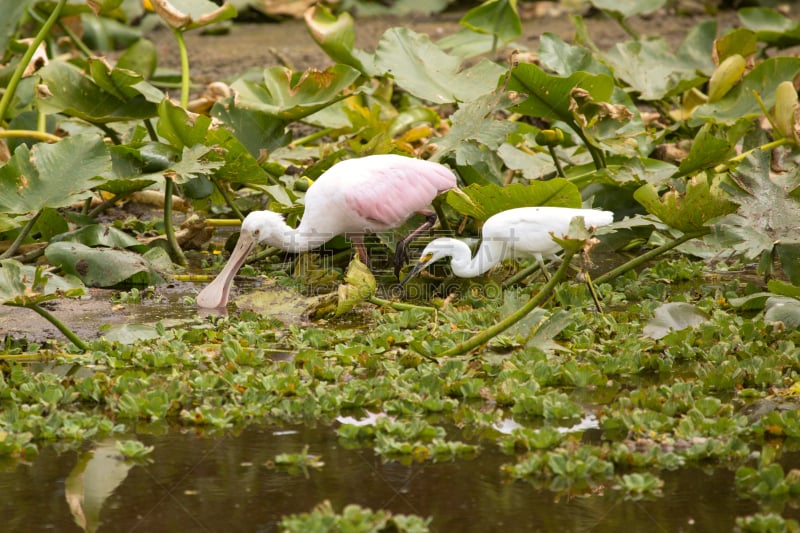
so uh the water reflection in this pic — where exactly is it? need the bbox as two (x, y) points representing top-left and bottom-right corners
(1, 424), (798, 532)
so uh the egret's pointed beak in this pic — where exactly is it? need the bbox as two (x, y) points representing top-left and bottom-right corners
(196, 230), (256, 308)
(398, 253), (433, 288)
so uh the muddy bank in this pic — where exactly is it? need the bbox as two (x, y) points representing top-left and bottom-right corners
(147, 7), (742, 87)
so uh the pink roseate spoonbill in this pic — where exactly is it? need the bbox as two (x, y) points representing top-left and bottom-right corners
(400, 206), (614, 282)
(197, 154), (457, 308)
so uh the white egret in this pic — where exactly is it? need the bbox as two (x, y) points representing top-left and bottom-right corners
(401, 206), (614, 282)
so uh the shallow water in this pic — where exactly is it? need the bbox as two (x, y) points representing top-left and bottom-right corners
(2, 423), (797, 532)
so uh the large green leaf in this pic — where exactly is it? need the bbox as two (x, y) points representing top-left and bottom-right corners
(53, 224), (146, 252)
(460, 0), (521, 44)
(738, 7), (800, 48)
(445, 179), (582, 221)
(45, 242), (165, 287)
(210, 99), (291, 156)
(693, 57), (800, 124)
(205, 126), (272, 186)
(375, 28), (506, 104)
(0, 259), (86, 306)
(603, 38), (708, 100)
(589, 0), (666, 19)
(232, 65), (361, 121)
(148, 0), (237, 30)
(507, 63), (614, 126)
(303, 4), (377, 76)
(633, 172), (738, 232)
(676, 123), (737, 177)
(538, 33), (612, 76)
(765, 297), (800, 329)
(0, 134), (111, 214)
(37, 60), (161, 123)
(0, 0), (34, 55)
(157, 98), (212, 150)
(431, 88), (519, 165)
(715, 144), (800, 263)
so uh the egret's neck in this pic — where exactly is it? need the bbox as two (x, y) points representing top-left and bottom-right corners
(448, 239), (507, 278)
(263, 219), (332, 253)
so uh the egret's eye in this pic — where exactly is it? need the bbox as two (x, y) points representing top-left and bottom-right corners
(253, 229), (260, 236)
(420, 253), (433, 263)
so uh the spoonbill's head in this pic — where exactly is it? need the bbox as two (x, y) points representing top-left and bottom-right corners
(399, 238), (465, 286)
(195, 211), (285, 309)
(240, 211), (288, 247)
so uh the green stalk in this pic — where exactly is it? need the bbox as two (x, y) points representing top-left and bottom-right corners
(0, 0), (68, 126)
(547, 145), (566, 178)
(292, 127), (335, 147)
(714, 137), (792, 173)
(368, 295), (437, 313)
(172, 27), (191, 107)
(436, 247), (577, 357)
(88, 192), (130, 218)
(0, 130), (61, 143)
(57, 20), (93, 57)
(593, 229), (709, 286)
(0, 211), (41, 259)
(502, 260), (545, 288)
(164, 177), (187, 265)
(160, 28), (192, 265)
(23, 303), (88, 351)
(212, 177), (245, 221)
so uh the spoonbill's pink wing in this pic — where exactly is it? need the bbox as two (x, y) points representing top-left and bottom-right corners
(343, 158), (457, 231)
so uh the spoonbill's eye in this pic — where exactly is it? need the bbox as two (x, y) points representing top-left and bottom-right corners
(253, 229), (260, 236)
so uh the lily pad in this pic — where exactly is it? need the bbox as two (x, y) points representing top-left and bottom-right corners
(336, 258), (376, 317)
(304, 5), (377, 76)
(0, 259), (86, 306)
(375, 28), (506, 104)
(643, 302), (709, 339)
(0, 134), (111, 214)
(232, 64), (362, 121)
(460, 0), (521, 44)
(633, 172), (738, 232)
(37, 60), (160, 123)
(446, 179), (582, 221)
(235, 284), (318, 325)
(765, 297), (800, 329)
(694, 57), (800, 124)
(45, 242), (165, 287)
(52, 224), (145, 251)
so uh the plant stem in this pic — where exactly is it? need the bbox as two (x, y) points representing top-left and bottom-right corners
(0, 0), (68, 126)
(436, 247), (577, 357)
(57, 20), (93, 57)
(0, 211), (41, 259)
(88, 192), (130, 218)
(164, 177), (187, 265)
(593, 229), (709, 286)
(206, 218), (244, 227)
(0, 130), (61, 143)
(714, 137), (792, 172)
(502, 260), (545, 288)
(172, 27), (191, 107)
(547, 145), (566, 178)
(368, 295), (437, 313)
(212, 178), (245, 220)
(292, 127), (335, 147)
(24, 303), (88, 351)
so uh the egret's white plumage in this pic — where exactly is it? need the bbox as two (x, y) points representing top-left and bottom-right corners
(402, 207), (614, 280)
(197, 154), (457, 308)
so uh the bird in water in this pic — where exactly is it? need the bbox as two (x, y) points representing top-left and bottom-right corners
(197, 154), (457, 308)
(400, 206), (614, 283)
